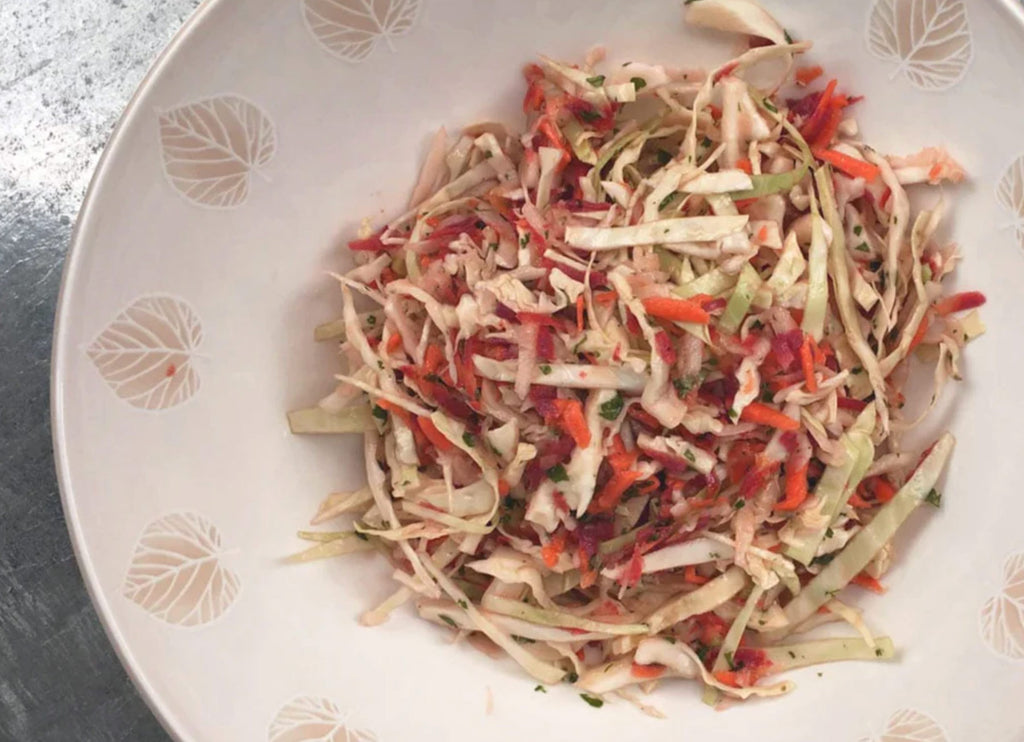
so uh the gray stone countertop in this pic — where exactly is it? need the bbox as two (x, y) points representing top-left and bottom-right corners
(0, 2), (202, 739)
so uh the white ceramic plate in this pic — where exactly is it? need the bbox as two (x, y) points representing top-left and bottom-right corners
(53, 1), (1024, 740)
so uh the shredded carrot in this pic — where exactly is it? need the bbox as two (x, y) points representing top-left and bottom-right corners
(417, 417), (453, 453)
(756, 225), (769, 243)
(775, 463), (809, 511)
(799, 334), (818, 393)
(810, 101), (845, 150)
(684, 565), (709, 585)
(376, 399), (412, 424)
(847, 490), (872, 509)
(800, 78), (837, 140)
(630, 662), (666, 680)
(593, 289), (619, 305)
(740, 402), (800, 432)
(575, 294), (585, 333)
(736, 158), (753, 174)
(385, 332), (402, 354)
(795, 65), (824, 86)
(594, 470), (644, 512)
(641, 296), (711, 325)
(872, 477), (897, 504)
(498, 478), (510, 497)
(557, 399), (591, 448)
(734, 197), (758, 211)
(933, 290), (986, 316)
(813, 148), (880, 183)
(541, 530), (567, 568)
(851, 572), (886, 594)
(423, 345), (445, 376)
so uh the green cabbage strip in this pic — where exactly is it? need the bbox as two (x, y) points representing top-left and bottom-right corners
(719, 262), (761, 334)
(287, 405), (373, 434)
(786, 406), (876, 565)
(761, 636), (895, 674)
(286, 532), (376, 563)
(705, 585), (765, 704)
(675, 267), (737, 299)
(485, 595), (650, 636)
(731, 104), (812, 201)
(565, 216), (748, 250)
(814, 167), (890, 431)
(801, 188), (829, 341)
(646, 566), (748, 633)
(778, 434), (955, 634)
(419, 555), (567, 683)
(766, 232), (806, 295)
(562, 118), (598, 164)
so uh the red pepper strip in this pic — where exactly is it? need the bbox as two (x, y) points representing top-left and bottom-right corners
(735, 157), (753, 174)
(813, 148), (880, 183)
(850, 572), (886, 594)
(348, 232), (390, 252)
(593, 471), (644, 513)
(795, 65), (824, 86)
(907, 315), (932, 352)
(740, 402), (800, 432)
(454, 350), (479, 406)
(799, 334), (818, 393)
(417, 417), (453, 453)
(538, 117), (571, 166)
(932, 290), (986, 316)
(862, 476), (897, 504)
(800, 78), (837, 140)
(641, 296), (711, 324)
(775, 462), (809, 511)
(630, 663), (666, 680)
(541, 530), (567, 568)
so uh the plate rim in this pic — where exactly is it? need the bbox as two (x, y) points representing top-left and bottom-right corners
(48, 2), (1024, 741)
(50, 2), (228, 740)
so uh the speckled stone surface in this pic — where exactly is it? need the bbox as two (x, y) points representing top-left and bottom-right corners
(0, 2), (200, 739)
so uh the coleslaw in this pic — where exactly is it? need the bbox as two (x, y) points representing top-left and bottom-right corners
(287, 0), (985, 709)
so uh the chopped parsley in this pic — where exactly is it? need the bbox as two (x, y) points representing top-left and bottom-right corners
(658, 191), (681, 211)
(462, 432), (476, 448)
(724, 651), (736, 670)
(853, 225), (863, 236)
(763, 99), (778, 114)
(579, 108), (602, 123)
(599, 392), (624, 420)
(811, 553), (836, 566)
(547, 464), (569, 483)
(784, 29), (794, 43)
(354, 531), (369, 542)
(371, 405), (387, 421)
(439, 614), (457, 628)
(701, 135), (713, 148)
(512, 635), (536, 644)
(519, 233), (530, 248)
(366, 314), (377, 326)
(787, 650), (797, 659)
(733, 499), (746, 510)
(673, 372), (704, 397)
(586, 75), (606, 87)
(539, 364), (552, 375)
(457, 599), (468, 609)
(580, 694), (604, 708)
(683, 449), (697, 463)
(855, 242), (870, 252)
(535, 685), (547, 693)
(656, 149), (673, 165)
(631, 76), (647, 90)
(825, 527), (834, 539)
(925, 488), (942, 507)
(875, 648), (885, 657)
(566, 671), (579, 683)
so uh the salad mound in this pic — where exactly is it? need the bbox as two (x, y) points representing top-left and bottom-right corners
(288, 0), (985, 709)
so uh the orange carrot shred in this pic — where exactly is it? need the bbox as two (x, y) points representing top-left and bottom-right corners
(851, 573), (886, 594)
(576, 294), (585, 333)
(795, 65), (824, 86)
(800, 334), (818, 393)
(417, 417), (453, 453)
(775, 463), (809, 511)
(630, 663), (666, 680)
(641, 296), (711, 325)
(684, 565), (709, 585)
(740, 402), (800, 432)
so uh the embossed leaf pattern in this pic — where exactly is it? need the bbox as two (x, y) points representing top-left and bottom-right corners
(867, 0), (973, 91)
(303, 0), (421, 63)
(87, 295), (202, 410)
(269, 698), (377, 742)
(858, 709), (948, 742)
(123, 513), (240, 626)
(159, 95), (276, 207)
(996, 155), (1024, 252)
(980, 552), (1024, 660)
